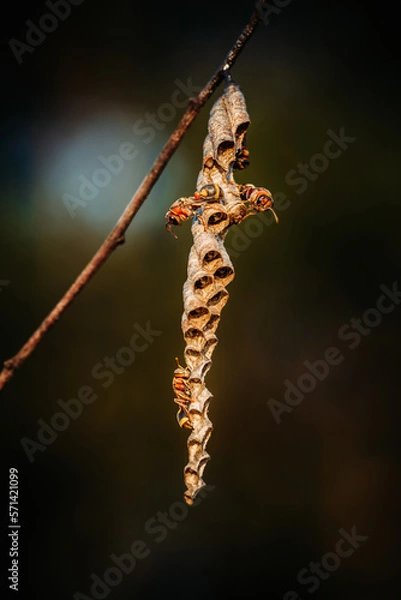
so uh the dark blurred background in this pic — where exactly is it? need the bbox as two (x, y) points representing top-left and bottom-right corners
(1, 1), (400, 599)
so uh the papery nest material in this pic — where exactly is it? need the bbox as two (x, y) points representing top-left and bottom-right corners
(169, 76), (277, 504)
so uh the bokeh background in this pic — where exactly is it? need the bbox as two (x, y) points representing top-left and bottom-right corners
(1, 1), (400, 599)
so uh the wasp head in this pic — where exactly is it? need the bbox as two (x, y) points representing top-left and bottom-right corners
(249, 188), (279, 224)
(165, 199), (192, 238)
(165, 214), (180, 238)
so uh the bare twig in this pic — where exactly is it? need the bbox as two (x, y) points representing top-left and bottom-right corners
(0, 0), (268, 391)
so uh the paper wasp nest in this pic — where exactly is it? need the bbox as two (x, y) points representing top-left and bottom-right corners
(168, 76), (277, 504)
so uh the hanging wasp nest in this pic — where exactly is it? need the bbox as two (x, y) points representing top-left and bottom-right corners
(167, 75), (278, 504)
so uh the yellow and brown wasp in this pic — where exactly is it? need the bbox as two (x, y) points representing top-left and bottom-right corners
(172, 358), (193, 430)
(233, 145), (250, 170)
(165, 184), (222, 238)
(239, 184), (279, 223)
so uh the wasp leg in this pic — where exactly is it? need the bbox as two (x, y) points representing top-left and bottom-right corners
(174, 397), (191, 408)
(240, 209), (257, 221)
(174, 386), (192, 401)
(174, 398), (193, 430)
(194, 209), (208, 231)
(173, 384), (192, 401)
(243, 206), (279, 224)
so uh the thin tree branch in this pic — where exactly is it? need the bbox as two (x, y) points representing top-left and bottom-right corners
(0, 0), (268, 392)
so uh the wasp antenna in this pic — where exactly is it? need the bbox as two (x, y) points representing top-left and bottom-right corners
(175, 357), (180, 367)
(166, 223), (179, 239)
(270, 207), (279, 224)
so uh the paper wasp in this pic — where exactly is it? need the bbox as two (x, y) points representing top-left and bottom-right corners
(233, 145), (250, 170)
(165, 184), (223, 238)
(239, 184), (279, 223)
(172, 358), (193, 430)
